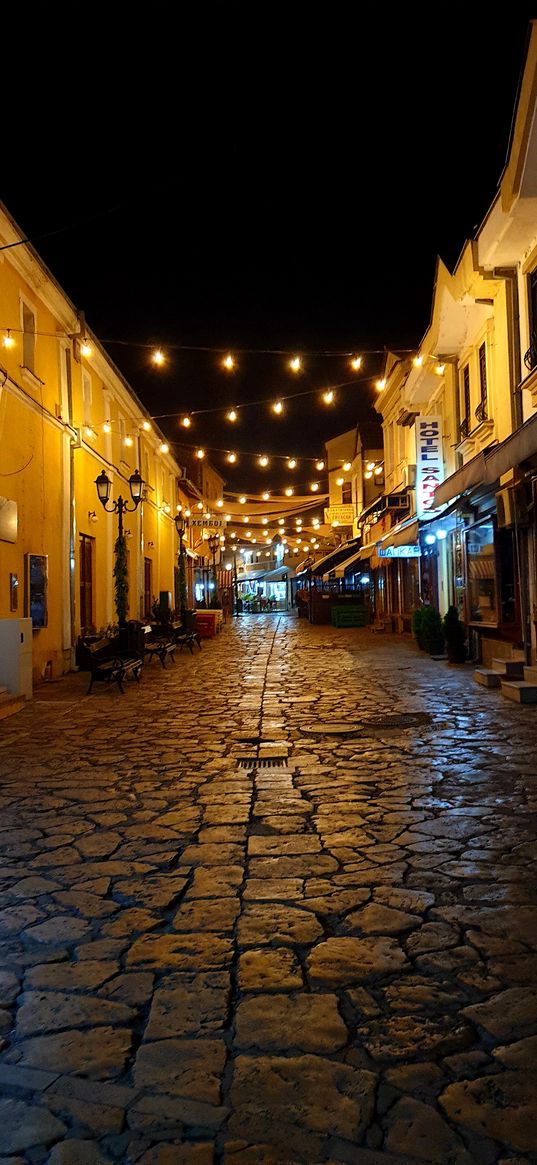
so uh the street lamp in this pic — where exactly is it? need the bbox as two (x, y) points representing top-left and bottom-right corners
(174, 511), (187, 617)
(94, 468), (145, 630)
(208, 532), (220, 606)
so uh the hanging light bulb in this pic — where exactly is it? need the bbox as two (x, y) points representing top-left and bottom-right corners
(259, 455), (269, 467)
(185, 508), (191, 517)
(323, 390), (335, 405)
(310, 482), (319, 492)
(367, 462), (375, 471)
(374, 465), (383, 475)
(336, 476), (344, 486)
(103, 421), (111, 434)
(287, 458), (297, 469)
(197, 501), (204, 510)
(278, 518), (285, 526)
(272, 400), (284, 415)
(343, 462), (352, 472)
(81, 340), (92, 358)
(243, 516), (249, 523)
(435, 363), (445, 375)
(239, 495), (246, 504)
(216, 499), (224, 508)
(316, 460), (325, 471)
(312, 518), (320, 527)
(375, 378), (386, 391)
(262, 491), (270, 501)
(246, 530), (252, 538)
(196, 448), (205, 459)
(225, 514), (231, 521)
(181, 416), (192, 428)
(227, 407), (238, 422)
(142, 420), (152, 432)
(125, 435), (134, 448)
(223, 354), (236, 371)
(289, 356), (302, 373)
(227, 452), (237, 463)
(364, 471), (373, 479)
(262, 518), (268, 525)
(2, 330), (15, 349)
(350, 355), (362, 371)
(152, 348), (165, 366)
(413, 354), (424, 367)
(285, 487), (294, 497)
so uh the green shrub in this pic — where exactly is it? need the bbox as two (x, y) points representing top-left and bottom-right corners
(420, 606), (445, 655)
(443, 605), (467, 663)
(412, 606), (426, 649)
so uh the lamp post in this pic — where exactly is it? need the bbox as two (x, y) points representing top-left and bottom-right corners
(95, 468), (144, 629)
(208, 532), (220, 607)
(174, 511), (187, 618)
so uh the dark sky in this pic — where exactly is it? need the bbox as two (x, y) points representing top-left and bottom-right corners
(3, 7), (535, 494)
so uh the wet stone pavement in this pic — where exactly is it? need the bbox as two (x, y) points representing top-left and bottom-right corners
(0, 615), (536, 1164)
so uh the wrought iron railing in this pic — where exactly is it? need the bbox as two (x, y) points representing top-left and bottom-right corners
(475, 399), (488, 424)
(524, 331), (537, 372)
(459, 417), (470, 440)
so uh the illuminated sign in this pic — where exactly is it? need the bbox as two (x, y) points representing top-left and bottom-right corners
(377, 545), (421, 558)
(187, 517), (226, 528)
(324, 505), (355, 525)
(416, 415), (443, 518)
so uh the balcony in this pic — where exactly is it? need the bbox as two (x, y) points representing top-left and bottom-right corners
(457, 404), (495, 459)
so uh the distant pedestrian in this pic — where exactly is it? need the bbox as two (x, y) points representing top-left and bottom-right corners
(221, 589), (232, 622)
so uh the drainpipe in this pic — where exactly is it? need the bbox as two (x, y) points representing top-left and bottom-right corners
(493, 267), (522, 430)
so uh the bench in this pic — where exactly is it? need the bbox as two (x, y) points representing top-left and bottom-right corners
(145, 639), (177, 667)
(77, 634), (144, 695)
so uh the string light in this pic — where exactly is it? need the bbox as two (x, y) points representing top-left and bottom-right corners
(262, 491), (270, 501)
(364, 471), (373, 479)
(239, 496), (246, 504)
(343, 461), (351, 471)
(152, 348), (165, 366)
(243, 516), (249, 523)
(125, 435), (134, 448)
(258, 455), (269, 467)
(227, 452), (237, 463)
(262, 518), (268, 525)
(336, 476), (344, 486)
(350, 355), (362, 370)
(271, 400), (284, 417)
(375, 378), (386, 391)
(413, 354), (423, 368)
(197, 501), (204, 510)
(374, 465), (383, 475)
(285, 487), (294, 497)
(435, 363), (445, 375)
(366, 461), (375, 470)
(142, 420), (152, 432)
(216, 499), (224, 508)
(322, 390), (335, 404)
(289, 356), (302, 373)
(181, 416), (192, 428)
(278, 518), (285, 525)
(287, 458), (297, 469)
(310, 482), (319, 492)
(227, 408), (238, 421)
(196, 448), (205, 459)
(223, 354), (236, 371)
(184, 508), (191, 517)
(103, 421), (111, 434)
(2, 330), (15, 349)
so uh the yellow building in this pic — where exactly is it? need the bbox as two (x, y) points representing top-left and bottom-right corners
(0, 204), (213, 689)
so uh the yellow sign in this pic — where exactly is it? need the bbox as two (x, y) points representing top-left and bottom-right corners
(324, 505), (355, 525)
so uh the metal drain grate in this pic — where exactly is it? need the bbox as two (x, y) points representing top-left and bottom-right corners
(237, 757), (288, 769)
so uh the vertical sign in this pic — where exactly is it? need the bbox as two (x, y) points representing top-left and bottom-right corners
(415, 415), (443, 517)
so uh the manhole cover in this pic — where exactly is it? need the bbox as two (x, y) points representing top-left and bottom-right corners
(301, 712), (433, 736)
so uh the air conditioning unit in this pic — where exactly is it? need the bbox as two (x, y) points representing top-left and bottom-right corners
(403, 464), (417, 488)
(496, 486), (529, 528)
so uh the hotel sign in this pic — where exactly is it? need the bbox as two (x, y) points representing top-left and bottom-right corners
(324, 505), (355, 525)
(415, 415), (443, 518)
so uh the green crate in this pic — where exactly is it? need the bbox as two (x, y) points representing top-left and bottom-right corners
(331, 606), (367, 628)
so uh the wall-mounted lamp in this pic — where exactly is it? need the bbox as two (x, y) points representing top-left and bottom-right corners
(147, 540), (155, 549)
(88, 510), (98, 525)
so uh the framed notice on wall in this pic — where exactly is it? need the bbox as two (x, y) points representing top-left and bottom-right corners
(25, 554), (48, 628)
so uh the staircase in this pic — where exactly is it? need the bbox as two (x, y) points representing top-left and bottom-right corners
(474, 652), (537, 704)
(0, 685), (25, 720)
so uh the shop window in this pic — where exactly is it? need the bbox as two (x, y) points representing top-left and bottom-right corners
(497, 527), (517, 624)
(466, 521), (497, 624)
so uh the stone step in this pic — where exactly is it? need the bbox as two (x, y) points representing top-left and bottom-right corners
(0, 693), (25, 720)
(500, 680), (537, 704)
(491, 658), (525, 679)
(474, 668), (501, 688)
(524, 665), (537, 683)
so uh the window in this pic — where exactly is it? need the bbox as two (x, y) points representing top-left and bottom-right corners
(21, 301), (36, 371)
(79, 534), (94, 634)
(342, 482), (352, 504)
(460, 365), (471, 438)
(82, 370), (92, 426)
(466, 520), (497, 624)
(525, 268), (537, 371)
(59, 345), (73, 423)
(144, 558), (152, 619)
(478, 343), (488, 420)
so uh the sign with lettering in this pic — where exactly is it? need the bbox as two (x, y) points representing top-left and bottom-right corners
(187, 517), (226, 528)
(377, 545), (421, 558)
(415, 416), (443, 518)
(324, 505), (355, 525)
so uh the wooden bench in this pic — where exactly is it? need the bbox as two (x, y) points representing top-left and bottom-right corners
(87, 653), (143, 694)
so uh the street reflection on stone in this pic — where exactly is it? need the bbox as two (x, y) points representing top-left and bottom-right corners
(0, 616), (536, 1163)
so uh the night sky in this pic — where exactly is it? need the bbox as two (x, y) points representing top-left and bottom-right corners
(3, 8), (535, 495)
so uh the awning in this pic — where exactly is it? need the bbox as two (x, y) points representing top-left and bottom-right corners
(379, 518), (420, 550)
(262, 565), (294, 581)
(434, 452), (487, 507)
(310, 539), (360, 576)
(482, 409), (537, 483)
(334, 548), (364, 577)
(185, 546), (198, 559)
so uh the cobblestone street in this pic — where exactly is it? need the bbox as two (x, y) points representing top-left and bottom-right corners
(0, 615), (536, 1164)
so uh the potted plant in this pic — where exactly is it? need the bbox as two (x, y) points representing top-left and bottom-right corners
(420, 605), (445, 655)
(443, 605), (467, 663)
(412, 606), (426, 650)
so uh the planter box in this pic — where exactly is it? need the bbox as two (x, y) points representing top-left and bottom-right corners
(195, 610), (223, 638)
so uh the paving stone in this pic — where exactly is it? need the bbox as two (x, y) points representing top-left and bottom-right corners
(462, 988), (537, 1040)
(235, 993), (348, 1052)
(144, 973), (230, 1038)
(127, 934), (233, 970)
(385, 1096), (474, 1163)
(137, 1145), (214, 1164)
(0, 971), (20, 1006)
(7, 1027), (132, 1078)
(493, 1034), (537, 1067)
(345, 903), (420, 934)
(362, 1015), (474, 1060)
(238, 903), (323, 946)
(44, 1091), (124, 1135)
(15, 990), (135, 1036)
(440, 1072), (537, 1153)
(238, 948), (303, 990)
(133, 1038), (226, 1101)
(172, 898), (241, 933)
(99, 972), (154, 1007)
(24, 961), (118, 992)
(24, 916), (91, 945)
(307, 936), (408, 984)
(127, 1093), (227, 1134)
(227, 1054), (376, 1159)
(47, 1138), (112, 1163)
(0, 1098), (66, 1153)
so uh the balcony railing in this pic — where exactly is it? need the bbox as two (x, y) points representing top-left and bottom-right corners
(524, 331), (537, 372)
(475, 399), (488, 424)
(459, 417), (470, 440)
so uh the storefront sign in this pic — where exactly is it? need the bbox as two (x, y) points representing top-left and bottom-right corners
(415, 415), (443, 517)
(377, 545), (421, 558)
(324, 505), (355, 525)
(187, 517), (226, 528)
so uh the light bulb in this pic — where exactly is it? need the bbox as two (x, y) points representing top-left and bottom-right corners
(181, 416), (191, 428)
(81, 341), (92, 358)
(103, 421), (111, 434)
(243, 516), (249, 523)
(333, 520), (340, 527)
(227, 408), (238, 421)
(364, 471), (373, 479)
(85, 426), (93, 438)
(216, 499), (224, 508)
(310, 482), (319, 492)
(413, 354), (424, 368)
(303, 544), (309, 552)
(185, 509), (191, 517)
(223, 354), (235, 371)
(376, 378), (386, 391)
(374, 466), (383, 475)
(289, 356), (302, 373)
(159, 442), (169, 454)
(197, 501), (204, 510)
(435, 363), (445, 375)
(285, 487), (294, 496)
(196, 449), (205, 459)
(262, 491), (270, 501)
(176, 504), (182, 512)
(336, 477), (344, 486)
(164, 504), (171, 513)
(152, 348), (165, 366)
(225, 514), (231, 521)
(272, 400), (284, 414)
(278, 518), (285, 526)
(227, 452), (237, 463)
(239, 495), (246, 504)
(2, 331), (15, 349)
(312, 519), (320, 527)
(323, 390), (334, 404)
(259, 455), (269, 467)
(262, 518), (268, 525)
(125, 435), (134, 447)
(287, 458), (297, 469)
(437, 529), (448, 540)
(343, 462), (351, 471)
(367, 462), (375, 470)
(350, 355), (362, 370)
(316, 460), (325, 471)
(142, 420), (152, 432)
